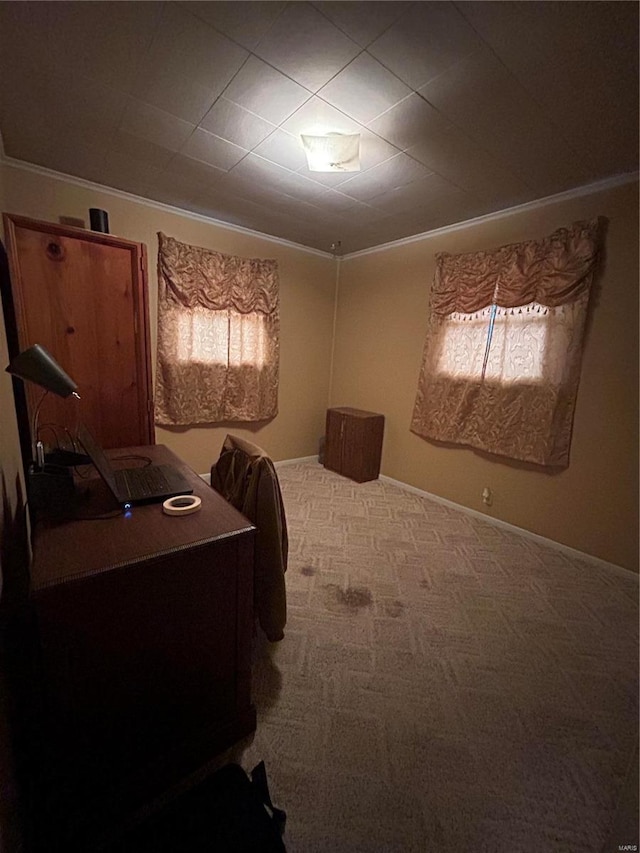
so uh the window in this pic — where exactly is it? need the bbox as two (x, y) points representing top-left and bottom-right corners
(175, 309), (268, 368)
(411, 220), (601, 467)
(154, 234), (279, 426)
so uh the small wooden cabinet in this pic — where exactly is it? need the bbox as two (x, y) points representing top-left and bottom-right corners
(324, 407), (384, 483)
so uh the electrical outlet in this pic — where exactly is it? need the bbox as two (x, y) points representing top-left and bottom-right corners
(482, 487), (493, 507)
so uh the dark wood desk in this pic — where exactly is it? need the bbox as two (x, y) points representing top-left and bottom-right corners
(30, 445), (256, 850)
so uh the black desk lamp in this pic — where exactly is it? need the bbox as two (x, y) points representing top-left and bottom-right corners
(6, 343), (81, 469)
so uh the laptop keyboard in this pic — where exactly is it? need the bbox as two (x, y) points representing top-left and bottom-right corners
(115, 465), (172, 499)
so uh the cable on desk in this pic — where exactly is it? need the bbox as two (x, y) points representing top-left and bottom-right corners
(111, 455), (152, 467)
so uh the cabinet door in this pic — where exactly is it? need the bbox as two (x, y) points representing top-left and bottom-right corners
(3, 215), (154, 450)
(324, 408), (345, 474)
(343, 413), (384, 482)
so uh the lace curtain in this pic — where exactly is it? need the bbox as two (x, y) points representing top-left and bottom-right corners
(411, 219), (601, 467)
(155, 233), (279, 426)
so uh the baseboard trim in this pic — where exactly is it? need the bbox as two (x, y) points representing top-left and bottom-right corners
(274, 456), (318, 468)
(200, 456), (318, 483)
(202, 460), (636, 578)
(379, 474), (637, 580)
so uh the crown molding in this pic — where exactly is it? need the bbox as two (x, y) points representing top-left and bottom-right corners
(1, 146), (637, 263)
(341, 171), (640, 260)
(0, 152), (334, 260)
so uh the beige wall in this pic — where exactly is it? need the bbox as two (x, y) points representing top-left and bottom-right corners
(0, 162), (337, 474)
(1, 162), (637, 573)
(331, 180), (639, 571)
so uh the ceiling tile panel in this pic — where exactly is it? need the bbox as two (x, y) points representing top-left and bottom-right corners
(368, 2), (484, 90)
(358, 130), (404, 172)
(339, 152), (433, 202)
(295, 169), (353, 189)
(366, 172), (470, 216)
(109, 131), (175, 171)
(44, 2), (164, 93)
(0, 2), (57, 70)
(165, 154), (231, 194)
(42, 146), (110, 188)
(402, 118), (531, 204)
(130, 68), (219, 126)
(120, 99), (196, 152)
(253, 2), (361, 92)
(321, 197), (389, 224)
(186, 191), (262, 228)
(229, 153), (329, 204)
(223, 56), (312, 125)
(419, 47), (595, 194)
(340, 218), (404, 253)
(226, 177), (315, 217)
(133, 3), (248, 120)
(144, 170), (204, 211)
(1, 126), (58, 172)
(312, 2), (409, 48)
(253, 129), (308, 172)
(367, 93), (530, 209)
(141, 3), (248, 90)
(314, 191), (363, 215)
(98, 151), (165, 197)
(1, 69), (126, 169)
(0, 1), (636, 255)
(181, 128), (249, 171)
(261, 195), (332, 222)
(184, 2), (287, 50)
(281, 96), (362, 137)
(200, 98), (276, 151)
(1, 67), (125, 143)
(408, 136), (532, 209)
(317, 52), (412, 125)
(458, 1), (640, 175)
(368, 92), (445, 151)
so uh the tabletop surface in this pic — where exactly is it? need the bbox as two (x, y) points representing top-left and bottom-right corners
(31, 444), (255, 590)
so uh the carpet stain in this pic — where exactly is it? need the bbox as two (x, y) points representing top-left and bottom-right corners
(300, 565), (316, 577)
(324, 584), (372, 614)
(383, 599), (404, 618)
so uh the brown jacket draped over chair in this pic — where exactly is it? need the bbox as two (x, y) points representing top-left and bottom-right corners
(210, 435), (288, 642)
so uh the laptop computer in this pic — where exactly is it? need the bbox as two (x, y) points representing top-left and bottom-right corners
(77, 422), (194, 507)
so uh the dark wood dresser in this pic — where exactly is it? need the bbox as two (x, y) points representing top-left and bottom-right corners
(29, 445), (256, 850)
(324, 407), (385, 483)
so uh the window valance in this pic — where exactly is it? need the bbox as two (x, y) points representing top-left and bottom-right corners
(158, 233), (278, 314)
(431, 219), (601, 316)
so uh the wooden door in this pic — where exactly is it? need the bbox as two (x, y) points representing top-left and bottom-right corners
(3, 215), (154, 450)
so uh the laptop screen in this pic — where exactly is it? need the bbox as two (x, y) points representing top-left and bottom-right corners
(76, 422), (120, 496)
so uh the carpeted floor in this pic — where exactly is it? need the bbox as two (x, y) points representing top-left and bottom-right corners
(233, 462), (638, 853)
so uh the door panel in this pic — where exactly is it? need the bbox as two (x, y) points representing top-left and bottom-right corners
(3, 215), (154, 450)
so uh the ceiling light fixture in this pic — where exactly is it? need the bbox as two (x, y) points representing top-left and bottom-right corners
(300, 133), (360, 172)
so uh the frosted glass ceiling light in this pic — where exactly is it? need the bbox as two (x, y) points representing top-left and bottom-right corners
(301, 133), (360, 172)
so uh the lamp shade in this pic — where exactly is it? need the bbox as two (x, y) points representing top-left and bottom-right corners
(6, 344), (78, 397)
(301, 133), (360, 172)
